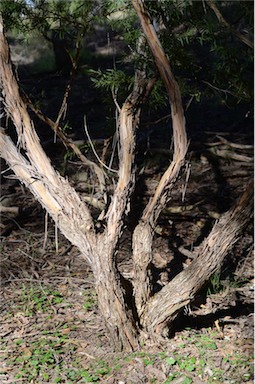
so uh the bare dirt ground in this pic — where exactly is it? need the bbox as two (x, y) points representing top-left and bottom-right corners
(0, 33), (254, 383)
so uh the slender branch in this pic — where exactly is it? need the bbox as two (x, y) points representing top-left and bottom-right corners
(54, 35), (82, 127)
(21, 91), (106, 192)
(104, 38), (148, 245)
(207, 0), (253, 49)
(202, 80), (239, 98)
(132, 0), (188, 227)
(131, 0), (188, 316)
(83, 116), (118, 173)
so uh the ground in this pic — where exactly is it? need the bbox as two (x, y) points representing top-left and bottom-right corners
(0, 217), (253, 383)
(0, 31), (254, 383)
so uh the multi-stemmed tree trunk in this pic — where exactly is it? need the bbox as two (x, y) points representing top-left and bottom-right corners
(0, 2), (253, 351)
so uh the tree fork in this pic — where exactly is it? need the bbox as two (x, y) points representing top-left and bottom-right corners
(131, 0), (188, 317)
(0, 15), (146, 350)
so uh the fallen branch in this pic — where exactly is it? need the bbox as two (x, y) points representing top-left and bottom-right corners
(0, 205), (19, 214)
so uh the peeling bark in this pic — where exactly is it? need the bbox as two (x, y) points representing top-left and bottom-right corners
(131, 0), (188, 316)
(0, 16), (145, 351)
(0, 18), (96, 264)
(142, 179), (253, 336)
(92, 236), (139, 351)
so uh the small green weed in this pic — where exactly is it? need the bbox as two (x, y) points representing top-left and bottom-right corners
(143, 356), (155, 366)
(13, 337), (67, 382)
(166, 357), (176, 366)
(207, 272), (250, 296)
(83, 289), (97, 311)
(171, 329), (254, 383)
(9, 335), (108, 383)
(167, 354), (198, 377)
(18, 284), (64, 316)
(94, 360), (111, 376)
(179, 356), (197, 372)
(206, 273), (224, 295)
(194, 335), (217, 350)
(66, 368), (99, 382)
(164, 373), (192, 383)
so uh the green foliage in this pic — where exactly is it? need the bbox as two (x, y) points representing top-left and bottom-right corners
(13, 337), (70, 382)
(146, 0), (253, 104)
(88, 0), (253, 111)
(102, 0), (140, 48)
(89, 68), (132, 93)
(206, 272), (224, 295)
(1, 0), (94, 36)
(2, 324), (253, 383)
(149, 79), (168, 110)
(1, 0), (252, 109)
(166, 357), (176, 366)
(7, 327), (110, 383)
(207, 272), (250, 296)
(0, 0), (95, 75)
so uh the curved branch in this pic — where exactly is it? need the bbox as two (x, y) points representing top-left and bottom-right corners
(132, 0), (188, 226)
(104, 39), (148, 246)
(0, 15), (95, 264)
(131, 0), (188, 316)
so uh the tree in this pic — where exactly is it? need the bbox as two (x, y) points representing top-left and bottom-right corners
(0, 0), (253, 351)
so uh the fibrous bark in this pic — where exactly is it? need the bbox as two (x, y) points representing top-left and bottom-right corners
(0, 18), (97, 263)
(141, 178), (253, 336)
(131, 0), (188, 318)
(0, 15), (143, 351)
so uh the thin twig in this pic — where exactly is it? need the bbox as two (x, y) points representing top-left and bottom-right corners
(4, 277), (94, 283)
(0, 206), (19, 214)
(55, 218), (59, 253)
(54, 36), (82, 128)
(43, 211), (48, 251)
(83, 116), (118, 173)
(21, 91), (106, 191)
(202, 80), (237, 98)
(215, 135), (254, 150)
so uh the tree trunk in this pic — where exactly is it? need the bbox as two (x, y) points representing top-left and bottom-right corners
(92, 235), (139, 351)
(0, 16), (145, 351)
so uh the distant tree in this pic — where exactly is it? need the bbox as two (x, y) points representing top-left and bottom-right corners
(0, 0), (253, 350)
